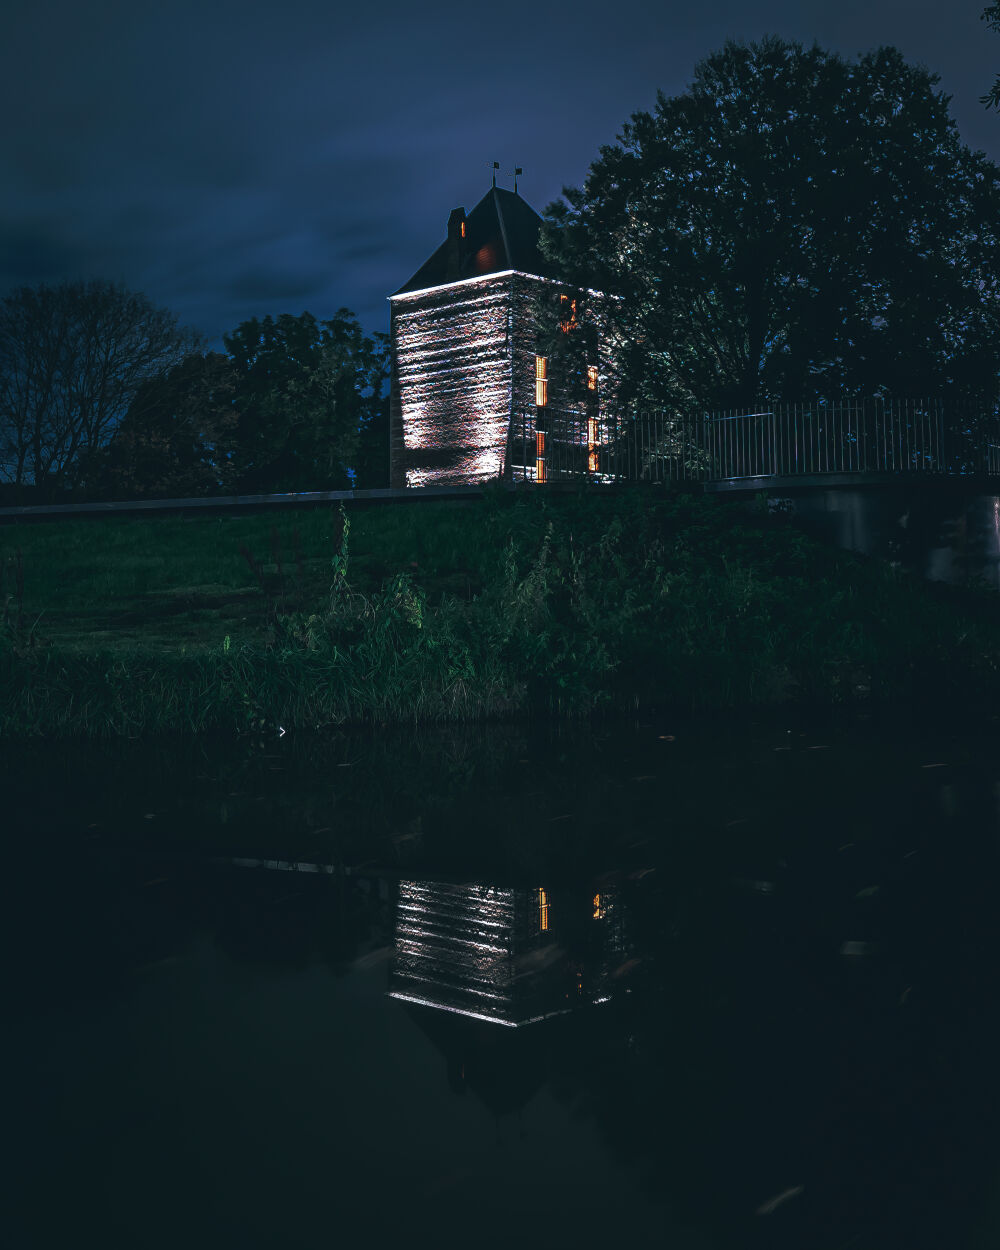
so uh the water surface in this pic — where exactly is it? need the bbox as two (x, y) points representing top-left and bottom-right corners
(7, 717), (1000, 1248)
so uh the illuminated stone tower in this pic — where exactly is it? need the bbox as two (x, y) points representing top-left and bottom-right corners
(388, 187), (557, 489)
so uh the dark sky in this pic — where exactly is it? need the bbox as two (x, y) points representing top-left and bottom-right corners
(2, 0), (997, 347)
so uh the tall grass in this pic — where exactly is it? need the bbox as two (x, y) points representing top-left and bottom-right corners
(1, 487), (998, 738)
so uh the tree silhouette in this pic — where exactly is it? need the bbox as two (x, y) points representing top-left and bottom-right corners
(0, 280), (198, 496)
(224, 309), (388, 493)
(984, 5), (1000, 110)
(540, 39), (1000, 410)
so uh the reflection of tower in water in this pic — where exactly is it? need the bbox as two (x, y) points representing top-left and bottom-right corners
(388, 879), (629, 1027)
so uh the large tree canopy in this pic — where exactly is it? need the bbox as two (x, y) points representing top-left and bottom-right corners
(89, 351), (239, 500)
(0, 280), (199, 493)
(85, 308), (390, 500)
(984, 4), (1000, 110)
(540, 39), (1000, 410)
(224, 310), (388, 493)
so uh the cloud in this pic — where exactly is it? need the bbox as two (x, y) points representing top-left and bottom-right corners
(226, 267), (328, 302)
(1, 0), (996, 346)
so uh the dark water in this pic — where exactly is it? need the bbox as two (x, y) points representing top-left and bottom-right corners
(7, 717), (1000, 1249)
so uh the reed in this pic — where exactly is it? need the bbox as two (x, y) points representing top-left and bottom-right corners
(1, 488), (997, 738)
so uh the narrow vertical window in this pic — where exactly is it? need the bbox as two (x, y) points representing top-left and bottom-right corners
(587, 415), (599, 474)
(460, 220), (466, 238)
(587, 365), (598, 391)
(538, 888), (550, 932)
(536, 430), (547, 483)
(535, 355), (547, 407)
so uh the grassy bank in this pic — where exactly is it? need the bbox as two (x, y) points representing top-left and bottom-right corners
(2, 486), (998, 738)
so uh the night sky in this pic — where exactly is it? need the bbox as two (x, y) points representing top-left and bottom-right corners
(3, 0), (997, 346)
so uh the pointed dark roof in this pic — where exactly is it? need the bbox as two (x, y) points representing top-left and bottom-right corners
(393, 187), (554, 296)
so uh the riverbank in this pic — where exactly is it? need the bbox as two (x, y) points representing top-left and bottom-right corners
(2, 486), (998, 739)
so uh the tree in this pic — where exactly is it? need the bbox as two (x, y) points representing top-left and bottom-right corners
(0, 280), (200, 496)
(984, 4), (1000, 110)
(540, 39), (1000, 410)
(353, 388), (390, 489)
(88, 352), (239, 499)
(224, 310), (389, 493)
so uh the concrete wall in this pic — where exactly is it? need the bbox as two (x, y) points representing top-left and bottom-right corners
(768, 483), (1000, 589)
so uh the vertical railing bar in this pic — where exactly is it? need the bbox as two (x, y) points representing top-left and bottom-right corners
(905, 397), (909, 471)
(904, 398), (909, 472)
(893, 396), (897, 472)
(822, 401), (827, 474)
(887, 397), (892, 473)
(803, 401), (808, 474)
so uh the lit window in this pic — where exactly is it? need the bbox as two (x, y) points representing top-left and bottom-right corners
(559, 294), (578, 332)
(587, 365), (598, 391)
(536, 427), (547, 483)
(460, 220), (466, 238)
(587, 415), (598, 474)
(538, 888), (550, 931)
(535, 355), (548, 407)
(593, 893), (606, 919)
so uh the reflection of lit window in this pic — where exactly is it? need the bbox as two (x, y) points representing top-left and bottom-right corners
(587, 365), (598, 391)
(536, 430), (546, 454)
(588, 451), (598, 473)
(535, 355), (548, 406)
(593, 893), (606, 919)
(588, 417), (598, 444)
(538, 888), (550, 931)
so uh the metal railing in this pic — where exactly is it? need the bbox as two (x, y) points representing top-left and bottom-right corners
(510, 399), (1000, 485)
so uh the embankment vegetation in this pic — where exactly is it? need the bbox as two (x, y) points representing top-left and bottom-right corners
(1, 487), (998, 739)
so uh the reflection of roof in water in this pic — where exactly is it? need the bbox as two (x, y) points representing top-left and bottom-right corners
(389, 880), (574, 1027)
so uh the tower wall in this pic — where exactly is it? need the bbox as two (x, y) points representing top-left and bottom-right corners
(389, 272), (554, 488)
(390, 274), (513, 488)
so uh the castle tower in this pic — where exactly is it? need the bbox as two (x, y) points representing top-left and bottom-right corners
(388, 187), (559, 489)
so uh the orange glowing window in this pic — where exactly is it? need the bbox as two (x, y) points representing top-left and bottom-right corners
(587, 365), (598, 391)
(538, 888), (550, 932)
(593, 893), (606, 919)
(460, 220), (466, 238)
(559, 294), (578, 332)
(588, 451), (598, 473)
(587, 417), (598, 444)
(535, 430), (546, 454)
(535, 355), (548, 407)
(536, 456), (547, 483)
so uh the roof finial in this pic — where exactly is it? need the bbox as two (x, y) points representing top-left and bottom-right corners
(491, 160), (499, 188)
(514, 166), (522, 193)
